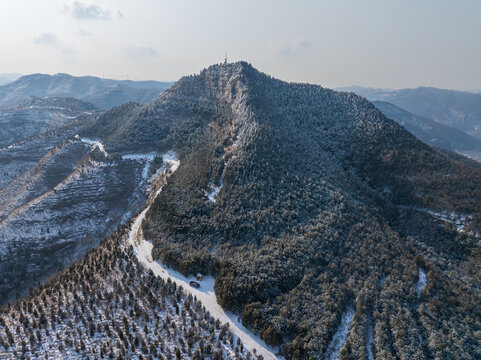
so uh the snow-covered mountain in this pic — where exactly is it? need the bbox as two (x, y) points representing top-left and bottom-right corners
(0, 146), (271, 360)
(0, 97), (96, 147)
(74, 62), (481, 359)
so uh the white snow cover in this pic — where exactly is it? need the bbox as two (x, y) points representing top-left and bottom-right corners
(324, 308), (355, 360)
(82, 143), (171, 182)
(205, 166), (226, 203)
(122, 152), (159, 180)
(205, 182), (222, 202)
(122, 151), (179, 182)
(161, 150), (178, 162)
(401, 207), (475, 235)
(128, 154), (279, 360)
(79, 137), (108, 157)
(416, 268), (427, 298)
(423, 209), (472, 232)
(122, 152), (158, 160)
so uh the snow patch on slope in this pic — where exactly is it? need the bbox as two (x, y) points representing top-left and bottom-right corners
(122, 152), (159, 180)
(205, 182), (222, 202)
(422, 208), (472, 232)
(122, 152), (158, 160)
(205, 165), (227, 203)
(78, 137), (108, 157)
(324, 308), (355, 360)
(416, 268), (427, 298)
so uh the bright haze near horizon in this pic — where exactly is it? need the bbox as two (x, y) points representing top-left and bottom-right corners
(1, 0), (480, 90)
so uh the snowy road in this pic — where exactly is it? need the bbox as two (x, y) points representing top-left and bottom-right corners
(128, 153), (279, 360)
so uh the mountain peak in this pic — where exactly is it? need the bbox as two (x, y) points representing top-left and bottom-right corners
(157, 61), (261, 107)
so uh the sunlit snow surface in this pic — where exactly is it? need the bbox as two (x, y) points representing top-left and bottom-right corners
(78, 137), (108, 157)
(205, 182), (222, 202)
(80, 137), (173, 181)
(422, 209), (472, 232)
(128, 154), (279, 360)
(205, 166), (226, 202)
(122, 152), (159, 180)
(416, 268), (427, 298)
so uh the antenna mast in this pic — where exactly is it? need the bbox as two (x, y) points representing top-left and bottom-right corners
(224, 53), (228, 64)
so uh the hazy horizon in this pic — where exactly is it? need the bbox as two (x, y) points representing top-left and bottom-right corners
(1, 0), (480, 90)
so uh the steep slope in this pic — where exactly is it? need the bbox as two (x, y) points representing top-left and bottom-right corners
(0, 122), (166, 303)
(0, 97), (96, 147)
(373, 100), (481, 160)
(0, 73), (172, 109)
(77, 62), (481, 359)
(340, 86), (481, 139)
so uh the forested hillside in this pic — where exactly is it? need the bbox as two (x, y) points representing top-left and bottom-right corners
(0, 112), (167, 304)
(0, 226), (252, 360)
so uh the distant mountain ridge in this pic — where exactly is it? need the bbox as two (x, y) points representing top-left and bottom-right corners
(373, 100), (481, 161)
(335, 85), (395, 98)
(0, 73), (22, 86)
(0, 73), (173, 109)
(338, 85), (481, 139)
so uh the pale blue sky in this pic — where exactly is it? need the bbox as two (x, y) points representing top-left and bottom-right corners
(0, 0), (480, 89)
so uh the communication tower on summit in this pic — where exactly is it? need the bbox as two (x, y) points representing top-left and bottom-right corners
(224, 53), (228, 64)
